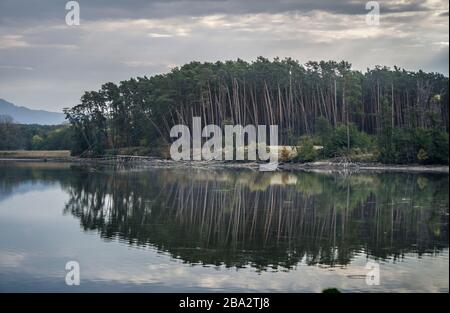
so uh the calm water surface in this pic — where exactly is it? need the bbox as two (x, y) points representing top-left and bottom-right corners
(0, 162), (448, 292)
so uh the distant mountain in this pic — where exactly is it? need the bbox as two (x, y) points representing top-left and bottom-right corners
(0, 98), (66, 125)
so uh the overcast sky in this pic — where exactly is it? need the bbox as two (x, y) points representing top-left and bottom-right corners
(0, 0), (448, 112)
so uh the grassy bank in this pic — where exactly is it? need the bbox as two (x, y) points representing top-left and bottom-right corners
(0, 150), (71, 159)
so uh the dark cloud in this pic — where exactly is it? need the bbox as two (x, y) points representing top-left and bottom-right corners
(0, 0), (448, 110)
(0, 0), (431, 25)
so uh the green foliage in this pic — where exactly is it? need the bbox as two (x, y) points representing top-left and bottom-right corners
(31, 135), (44, 149)
(0, 114), (23, 149)
(58, 57), (448, 163)
(322, 123), (375, 157)
(2, 58), (448, 165)
(417, 148), (428, 162)
(315, 116), (332, 158)
(379, 127), (449, 164)
(295, 136), (318, 162)
(0, 116), (75, 151)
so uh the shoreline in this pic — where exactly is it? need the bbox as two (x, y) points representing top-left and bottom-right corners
(0, 156), (448, 173)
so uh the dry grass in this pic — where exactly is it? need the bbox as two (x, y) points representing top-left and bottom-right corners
(0, 150), (71, 158)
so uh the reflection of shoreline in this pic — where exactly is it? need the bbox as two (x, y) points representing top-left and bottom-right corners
(1, 158), (448, 173)
(1, 163), (448, 271)
(62, 167), (448, 270)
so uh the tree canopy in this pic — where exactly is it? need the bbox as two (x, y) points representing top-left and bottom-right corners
(49, 57), (450, 164)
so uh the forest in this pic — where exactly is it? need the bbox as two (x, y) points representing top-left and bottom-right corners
(1, 57), (448, 164)
(0, 115), (73, 151)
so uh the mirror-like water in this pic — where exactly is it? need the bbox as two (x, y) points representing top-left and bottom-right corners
(0, 162), (448, 292)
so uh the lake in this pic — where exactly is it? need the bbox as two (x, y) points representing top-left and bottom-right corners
(0, 162), (448, 292)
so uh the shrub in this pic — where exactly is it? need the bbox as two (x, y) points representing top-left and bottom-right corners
(323, 123), (375, 157)
(295, 137), (318, 162)
(379, 127), (448, 164)
(280, 147), (291, 162)
(417, 148), (429, 163)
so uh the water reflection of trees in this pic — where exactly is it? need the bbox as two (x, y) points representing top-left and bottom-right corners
(0, 162), (71, 201)
(62, 167), (448, 270)
(0, 163), (448, 270)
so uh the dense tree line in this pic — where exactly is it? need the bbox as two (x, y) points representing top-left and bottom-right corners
(0, 114), (73, 150)
(61, 57), (447, 163)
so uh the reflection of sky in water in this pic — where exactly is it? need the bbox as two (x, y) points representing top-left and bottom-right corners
(0, 164), (448, 292)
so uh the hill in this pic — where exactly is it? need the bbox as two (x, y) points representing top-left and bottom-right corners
(0, 98), (65, 125)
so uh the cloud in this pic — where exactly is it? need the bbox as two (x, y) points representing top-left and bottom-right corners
(0, 65), (34, 71)
(0, 0), (435, 25)
(0, 35), (30, 49)
(0, 0), (448, 111)
(0, 250), (27, 267)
